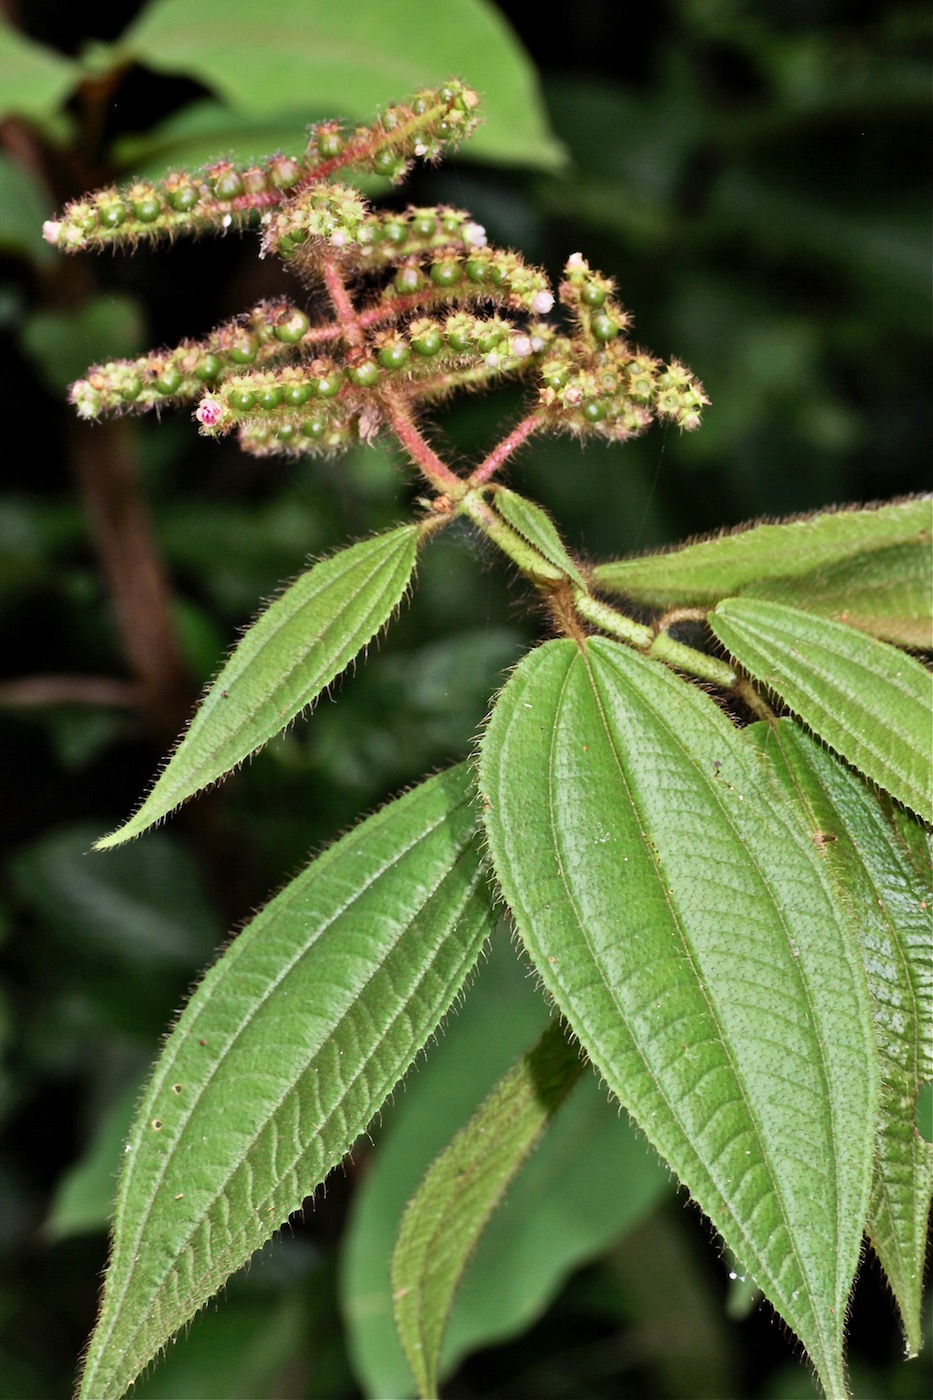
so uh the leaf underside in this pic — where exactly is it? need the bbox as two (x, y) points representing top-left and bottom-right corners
(479, 637), (879, 1400)
(709, 596), (933, 823)
(392, 1019), (585, 1398)
(96, 524), (419, 848)
(592, 497), (932, 643)
(78, 763), (494, 1400)
(749, 720), (933, 1353)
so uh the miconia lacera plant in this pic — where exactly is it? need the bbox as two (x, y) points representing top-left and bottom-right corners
(47, 81), (931, 1400)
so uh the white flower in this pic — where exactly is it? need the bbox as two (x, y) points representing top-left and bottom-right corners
(463, 222), (487, 248)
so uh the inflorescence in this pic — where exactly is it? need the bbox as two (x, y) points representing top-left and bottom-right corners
(54, 81), (708, 466)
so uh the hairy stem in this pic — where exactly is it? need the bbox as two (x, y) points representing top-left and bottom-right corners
(381, 393), (464, 495)
(468, 415), (541, 487)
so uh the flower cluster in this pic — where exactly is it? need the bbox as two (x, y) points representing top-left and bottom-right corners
(55, 86), (707, 468)
(43, 81), (481, 254)
(534, 255), (709, 441)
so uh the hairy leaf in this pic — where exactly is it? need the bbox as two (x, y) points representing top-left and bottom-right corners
(119, 0), (564, 170)
(493, 487), (586, 587)
(393, 1020), (584, 1397)
(709, 597), (933, 822)
(96, 525), (419, 848)
(77, 764), (494, 1400)
(593, 496), (932, 602)
(748, 721), (933, 1352)
(479, 638), (879, 1399)
(343, 936), (669, 1398)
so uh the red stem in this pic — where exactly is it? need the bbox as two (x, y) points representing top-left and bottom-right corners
(321, 257), (365, 348)
(468, 415), (541, 487)
(380, 393), (463, 495)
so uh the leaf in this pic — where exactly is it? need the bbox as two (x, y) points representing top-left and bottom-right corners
(342, 937), (669, 1398)
(592, 497), (932, 629)
(45, 1082), (140, 1241)
(97, 525), (419, 848)
(118, 0), (565, 170)
(20, 293), (147, 395)
(0, 153), (55, 266)
(746, 720), (933, 1353)
(9, 823), (221, 968)
(479, 637), (879, 1400)
(77, 763), (494, 1400)
(493, 487), (586, 587)
(392, 1019), (584, 1398)
(742, 542), (932, 650)
(709, 597), (933, 822)
(0, 19), (81, 121)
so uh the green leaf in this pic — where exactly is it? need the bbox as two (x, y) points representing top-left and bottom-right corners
(0, 154), (55, 265)
(0, 19), (81, 121)
(709, 598), (933, 822)
(109, 99), (311, 179)
(118, 0), (565, 170)
(479, 637), (879, 1400)
(746, 720), (933, 1353)
(10, 823), (221, 969)
(97, 525), (419, 848)
(342, 936), (669, 1398)
(45, 1082), (140, 1241)
(493, 487), (586, 587)
(77, 763), (494, 1400)
(742, 542), (932, 650)
(392, 1019), (584, 1398)
(19, 292), (147, 395)
(592, 498), (932, 633)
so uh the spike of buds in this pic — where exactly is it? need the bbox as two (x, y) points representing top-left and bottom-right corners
(52, 85), (706, 467)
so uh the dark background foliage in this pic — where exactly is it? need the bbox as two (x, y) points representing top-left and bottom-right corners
(0, 1), (929, 1395)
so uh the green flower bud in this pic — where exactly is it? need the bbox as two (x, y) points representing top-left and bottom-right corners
(228, 338), (258, 365)
(273, 310), (310, 344)
(411, 327), (442, 356)
(394, 267), (424, 294)
(276, 424), (297, 443)
(228, 387), (257, 411)
(269, 157), (301, 190)
(312, 375), (341, 398)
(317, 130), (345, 159)
(430, 261), (461, 288)
(590, 314), (619, 343)
(154, 366), (182, 395)
(195, 353), (222, 382)
(212, 170), (245, 201)
(258, 386), (283, 410)
(284, 383), (312, 406)
(167, 184), (199, 213)
(132, 196), (162, 223)
(98, 203), (127, 229)
(382, 220), (407, 245)
(373, 149), (405, 178)
(301, 418), (326, 438)
(464, 258), (488, 284)
(581, 283), (606, 308)
(378, 343), (410, 370)
(411, 213), (437, 239)
(346, 361), (380, 388)
(116, 373), (142, 402)
(581, 400), (607, 423)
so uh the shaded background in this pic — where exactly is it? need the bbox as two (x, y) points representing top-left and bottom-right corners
(0, 0), (930, 1395)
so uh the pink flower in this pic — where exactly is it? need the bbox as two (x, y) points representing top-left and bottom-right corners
(196, 397), (224, 427)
